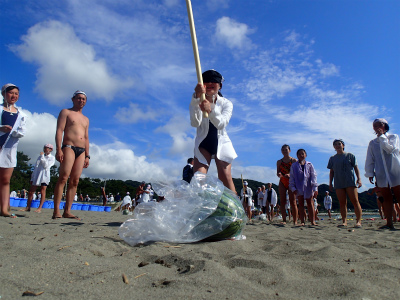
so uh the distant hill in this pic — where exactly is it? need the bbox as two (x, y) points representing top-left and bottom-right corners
(233, 178), (377, 210)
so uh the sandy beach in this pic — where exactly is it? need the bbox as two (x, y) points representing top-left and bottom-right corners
(1, 208), (399, 300)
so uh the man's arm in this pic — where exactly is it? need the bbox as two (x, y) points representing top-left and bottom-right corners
(55, 109), (68, 163)
(84, 117), (90, 168)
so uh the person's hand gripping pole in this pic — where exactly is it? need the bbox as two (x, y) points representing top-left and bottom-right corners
(186, 0), (208, 118)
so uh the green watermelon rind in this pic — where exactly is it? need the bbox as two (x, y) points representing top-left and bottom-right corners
(199, 190), (246, 241)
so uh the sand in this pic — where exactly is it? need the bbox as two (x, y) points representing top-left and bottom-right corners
(1, 208), (399, 300)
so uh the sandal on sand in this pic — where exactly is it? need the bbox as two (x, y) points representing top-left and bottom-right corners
(337, 224), (347, 228)
(354, 224), (362, 228)
(52, 215), (62, 220)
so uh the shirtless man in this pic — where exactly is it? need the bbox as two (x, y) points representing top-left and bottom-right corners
(52, 90), (89, 220)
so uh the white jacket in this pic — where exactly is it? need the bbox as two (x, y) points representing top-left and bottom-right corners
(263, 188), (278, 207)
(30, 153), (55, 186)
(0, 106), (27, 168)
(365, 134), (400, 188)
(324, 195), (332, 209)
(240, 187), (253, 205)
(190, 94), (237, 166)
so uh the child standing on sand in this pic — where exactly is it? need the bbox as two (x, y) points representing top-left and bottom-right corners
(328, 139), (363, 228)
(289, 149), (318, 226)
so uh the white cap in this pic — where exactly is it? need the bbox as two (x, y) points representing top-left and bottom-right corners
(1, 83), (18, 95)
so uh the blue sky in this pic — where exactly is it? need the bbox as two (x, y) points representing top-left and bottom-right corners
(1, 0), (399, 190)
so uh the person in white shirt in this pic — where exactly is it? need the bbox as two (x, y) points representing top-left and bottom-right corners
(21, 144), (55, 213)
(109, 194), (114, 202)
(240, 181), (253, 220)
(264, 183), (278, 222)
(257, 186), (264, 211)
(139, 185), (151, 204)
(323, 191), (333, 219)
(121, 192), (132, 211)
(365, 118), (400, 229)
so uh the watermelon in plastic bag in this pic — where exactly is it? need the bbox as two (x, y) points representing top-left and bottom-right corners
(118, 172), (247, 246)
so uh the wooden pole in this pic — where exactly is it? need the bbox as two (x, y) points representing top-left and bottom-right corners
(185, 0), (208, 118)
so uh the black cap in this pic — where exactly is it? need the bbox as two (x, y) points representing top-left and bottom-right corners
(202, 70), (224, 84)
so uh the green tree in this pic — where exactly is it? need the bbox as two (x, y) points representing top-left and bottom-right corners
(10, 151), (32, 192)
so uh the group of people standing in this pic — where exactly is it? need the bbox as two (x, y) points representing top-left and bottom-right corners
(188, 70), (399, 229)
(0, 83), (90, 220)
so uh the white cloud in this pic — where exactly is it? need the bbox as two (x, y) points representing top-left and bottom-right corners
(115, 103), (158, 124)
(206, 0), (230, 11)
(155, 115), (194, 156)
(12, 20), (134, 105)
(85, 142), (167, 182)
(18, 110), (58, 164)
(215, 17), (254, 50)
(316, 59), (340, 77)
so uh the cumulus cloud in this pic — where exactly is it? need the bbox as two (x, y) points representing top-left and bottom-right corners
(85, 142), (167, 182)
(115, 103), (158, 124)
(18, 110), (58, 164)
(11, 20), (133, 105)
(155, 115), (194, 156)
(215, 17), (254, 50)
(316, 59), (340, 77)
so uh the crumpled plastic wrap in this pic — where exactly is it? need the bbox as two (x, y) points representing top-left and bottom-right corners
(119, 172), (246, 246)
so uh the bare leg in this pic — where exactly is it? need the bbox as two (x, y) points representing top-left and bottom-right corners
(21, 184), (36, 212)
(270, 204), (274, 221)
(379, 187), (394, 228)
(297, 195), (305, 225)
(327, 209), (332, 219)
(215, 158), (236, 193)
(193, 148), (211, 175)
(289, 191), (298, 225)
(63, 153), (85, 219)
(346, 187), (362, 226)
(336, 188), (348, 226)
(0, 167), (15, 217)
(35, 185), (47, 212)
(278, 182), (287, 223)
(306, 198), (316, 225)
(376, 199), (383, 219)
(394, 203), (400, 221)
(314, 208), (319, 221)
(53, 149), (76, 218)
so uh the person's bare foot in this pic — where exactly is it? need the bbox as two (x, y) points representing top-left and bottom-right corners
(338, 223), (347, 227)
(311, 223), (318, 226)
(1, 213), (17, 218)
(19, 208), (30, 212)
(52, 214), (62, 219)
(34, 209), (42, 213)
(62, 213), (82, 221)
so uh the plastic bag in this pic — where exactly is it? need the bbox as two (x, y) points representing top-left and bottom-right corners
(118, 172), (247, 246)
